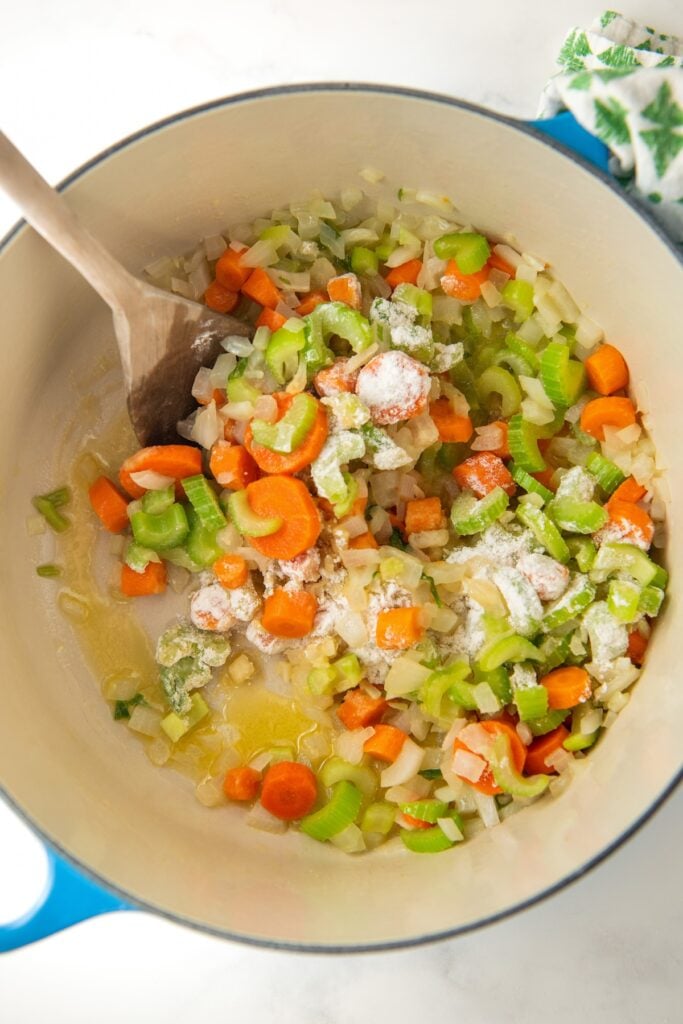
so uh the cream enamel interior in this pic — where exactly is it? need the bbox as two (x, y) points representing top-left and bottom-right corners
(0, 88), (681, 949)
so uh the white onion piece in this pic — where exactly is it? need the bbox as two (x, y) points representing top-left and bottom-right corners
(409, 528), (449, 549)
(204, 234), (227, 260)
(127, 706), (162, 738)
(245, 802), (287, 834)
(452, 748), (486, 783)
(189, 259), (211, 298)
(441, 717), (467, 750)
(341, 515), (369, 540)
(145, 254), (175, 280)
(472, 682), (501, 714)
(129, 470), (175, 491)
(516, 722), (533, 746)
(253, 394), (278, 422)
(473, 791), (500, 829)
(380, 738), (425, 787)
(471, 423), (504, 452)
(220, 335), (253, 357)
(191, 366), (214, 405)
(492, 243), (523, 270)
(480, 281), (502, 308)
(437, 817), (464, 842)
(545, 748), (574, 774)
(335, 727), (374, 765)
(221, 401), (254, 422)
(170, 277), (193, 299)
(330, 823), (366, 854)
(336, 610), (368, 647)
(209, 352), (237, 387)
(576, 313), (604, 348)
(249, 750), (273, 772)
(457, 723), (494, 757)
(240, 239), (278, 268)
(191, 401), (222, 449)
(580, 708), (603, 735)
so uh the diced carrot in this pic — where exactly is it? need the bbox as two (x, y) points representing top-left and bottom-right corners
(241, 267), (282, 309)
(487, 420), (511, 459)
(540, 666), (592, 710)
(262, 588), (318, 638)
(223, 766), (261, 802)
(487, 251), (516, 277)
(376, 607), (423, 650)
(119, 445), (203, 499)
(244, 392), (328, 475)
(453, 451), (516, 498)
(260, 761), (317, 820)
(120, 561), (167, 597)
(524, 726), (570, 776)
(580, 397), (637, 441)
(256, 307), (287, 331)
(215, 248), (251, 291)
(609, 477), (646, 506)
(356, 351), (431, 425)
(585, 344), (629, 396)
(405, 496), (444, 534)
(313, 358), (359, 397)
(337, 689), (387, 730)
(209, 442), (260, 489)
(604, 499), (655, 549)
(388, 511), (407, 539)
(627, 630), (648, 666)
(385, 259), (423, 289)
(327, 272), (362, 310)
(440, 259), (490, 302)
(348, 531), (378, 550)
(453, 720), (526, 796)
(88, 476), (129, 533)
(204, 279), (239, 314)
(213, 553), (248, 589)
(363, 723), (408, 763)
(295, 291), (328, 316)
(245, 476), (322, 561)
(429, 397), (474, 443)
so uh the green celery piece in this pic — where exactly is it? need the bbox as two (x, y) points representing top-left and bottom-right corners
(501, 279), (534, 321)
(36, 562), (62, 578)
(32, 494), (70, 533)
(351, 246), (379, 276)
(450, 486), (509, 536)
(265, 324), (306, 384)
(182, 475), (227, 530)
(567, 537), (597, 572)
(400, 825), (454, 853)
(433, 232), (490, 273)
(563, 730), (598, 752)
(607, 579), (642, 623)
(333, 652), (363, 691)
(392, 283), (433, 318)
(586, 452), (626, 494)
(141, 485), (175, 515)
(400, 799), (449, 823)
(421, 661), (472, 716)
(537, 634), (571, 672)
(160, 692), (209, 743)
(516, 503), (570, 563)
(477, 365), (522, 417)
(478, 635), (543, 671)
(227, 359), (261, 404)
(260, 224), (297, 248)
(332, 472), (359, 517)
(590, 543), (661, 587)
(527, 709), (570, 736)
(130, 504), (189, 552)
(638, 585), (665, 617)
(265, 744), (297, 765)
(540, 341), (586, 408)
(319, 757), (378, 796)
(300, 780), (362, 841)
(495, 349), (535, 378)
(508, 415), (547, 473)
(311, 431), (366, 504)
(514, 684), (549, 721)
(505, 332), (540, 372)
(227, 489), (282, 537)
(185, 509), (223, 568)
(163, 547), (202, 572)
(361, 802), (396, 835)
(533, 406), (567, 440)
(307, 666), (337, 695)
(489, 734), (550, 798)
(541, 574), (596, 631)
(308, 301), (372, 354)
(250, 393), (317, 454)
(510, 463), (553, 504)
(124, 541), (160, 573)
(473, 664), (512, 704)
(547, 497), (608, 535)
(42, 486), (71, 508)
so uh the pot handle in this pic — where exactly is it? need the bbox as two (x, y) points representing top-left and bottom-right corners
(526, 111), (610, 172)
(0, 846), (131, 954)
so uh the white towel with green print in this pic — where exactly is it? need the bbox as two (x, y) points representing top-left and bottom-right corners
(539, 10), (683, 243)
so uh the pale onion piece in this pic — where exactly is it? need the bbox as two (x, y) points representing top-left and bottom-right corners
(607, 690), (630, 714)
(341, 186), (363, 211)
(480, 281), (502, 308)
(384, 655), (433, 699)
(267, 268), (311, 292)
(285, 358), (308, 395)
(438, 817), (464, 842)
(409, 528), (450, 549)
(421, 746), (443, 771)
(438, 717), (466, 751)
(432, 786), (455, 805)
(235, 546), (270, 572)
(359, 166), (385, 184)
(209, 353), (238, 389)
(516, 316), (544, 345)
(329, 823), (366, 854)
(471, 423), (504, 452)
(462, 577), (507, 617)
(385, 780), (429, 804)
(127, 705), (162, 738)
(361, 681), (382, 701)
(340, 514), (368, 540)
(346, 342), (379, 375)
(191, 401), (223, 450)
(545, 747), (574, 774)
(245, 802), (287, 834)
(418, 257), (448, 292)
(472, 681), (501, 714)
(216, 524), (242, 552)
(145, 254), (176, 280)
(240, 239), (278, 268)
(452, 748), (486, 783)
(426, 605), (459, 634)
(184, 246), (206, 273)
(191, 366), (214, 405)
(167, 564), (190, 594)
(339, 549), (381, 573)
(336, 610), (369, 647)
(427, 561), (466, 586)
(488, 268), (510, 290)
(229, 233), (250, 249)
(129, 470), (175, 491)
(195, 776), (226, 808)
(521, 398), (555, 426)
(457, 723), (494, 757)
(340, 227), (379, 250)
(431, 294), (462, 325)
(103, 673), (140, 701)
(398, 473), (425, 502)
(221, 335), (254, 357)
(26, 513), (47, 537)
(144, 738), (171, 767)
(520, 374), (554, 410)
(57, 590), (91, 624)
(522, 251), (547, 271)
(310, 256), (338, 289)
(473, 791), (500, 829)
(377, 548), (424, 590)
(575, 313), (604, 348)
(367, 272), (392, 299)
(335, 727), (375, 765)
(514, 262), (537, 284)
(189, 259), (212, 299)
(493, 243), (523, 270)
(220, 401), (254, 422)
(617, 423), (641, 445)
(565, 394), (591, 424)
(170, 277), (194, 299)
(203, 234), (227, 260)
(409, 412), (440, 451)
(380, 737), (425, 787)
(580, 708), (604, 735)
(549, 280), (580, 323)
(385, 243), (422, 268)
(251, 394), (278, 423)
(536, 311), (562, 339)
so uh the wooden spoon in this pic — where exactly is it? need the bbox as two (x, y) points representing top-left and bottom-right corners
(0, 131), (250, 445)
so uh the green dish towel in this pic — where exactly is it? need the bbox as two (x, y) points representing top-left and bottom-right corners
(539, 10), (683, 242)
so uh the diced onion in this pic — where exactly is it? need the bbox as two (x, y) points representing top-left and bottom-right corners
(192, 401), (223, 449)
(170, 277), (194, 299)
(492, 243), (523, 270)
(127, 705), (162, 738)
(480, 281), (502, 308)
(453, 748), (486, 782)
(245, 802), (287, 834)
(221, 401), (254, 422)
(471, 423), (504, 452)
(191, 366), (214, 405)
(220, 335), (253, 357)
(359, 166), (385, 183)
(129, 470), (175, 491)
(576, 313), (604, 348)
(209, 353), (237, 387)
(346, 342), (379, 374)
(330, 823), (366, 853)
(336, 610), (369, 647)
(189, 259), (211, 299)
(472, 681), (500, 714)
(545, 747), (574, 774)
(409, 528), (449, 549)
(516, 722), (533, 746)
(473, 791), (500, 829)
(335, 726), (374, 764)
(437, 817), (464, 842)
(145, 254), (175, 280)
(240, 239), (278, 268)
(380, 737), (425, 786)
(457, 723), (493, 757)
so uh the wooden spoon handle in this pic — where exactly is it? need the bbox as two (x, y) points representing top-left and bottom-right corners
(0, 131), (136, 311)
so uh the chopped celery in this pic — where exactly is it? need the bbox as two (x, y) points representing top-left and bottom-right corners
(265, 324), (306, 384)
(319, 757), (378, 797)
(514, 684), (548, 721)
(537, 634), (571, 672)
(307, 666), (337, 695)
(308, 301), (372, 354)
(400, 825), (454, 853)
(516, 503), (570, 563)
(495, 349), (535, 378)
(266, 744), (296, 765)
(332, 472), (359, 517)
(379, 555), (405, 581)
(590, 543), (660, 586)
(563, 730), (598, 752)
(510, 463), (553, 504)
(228, 489), (282, 537)
(478, 635), (542, 672)
(360, 423), (411, 471)
(400, 799), (448, 823)
(505, 333), (540, 372)
(185, 510), (223, 569)
(351, 245), (379, 276)
(433, 232), (490, 273)
(473, 665), (512, 704)
(182, 475), (227, 531)
(450, 486), (509, 536)
(227, 360), (261, 404)
(361, 802), (396, 835)
(489, 734), (550, 798)
(527, 708), (570, 736)
(547, 498), (608, 535)
(130, 504), (189, 551)
(160, 692), (209, 742)
(42, 486), (71, 508)
(542, 574), (596, 631)
(312, 431), (366, 505)
(607, 579), (642, 623)
(539, 341), (586, 408)
(586, 452), (626, 494)
(32, 494), (70, 533)
(36, 563), (61, 578)
(567, 537), (597, 572)
(501, 279), (534, 321)
(333, 652), (363, 690)
(163, 547), (202, 573)
(421, 661), (472, 716)
(508, 415), (547, 473)
(124, 541), (160, 573)
(300, 780), (362, 841)
(250, 393), (318, 453)
(651, 563), (669, 590)
(476, 365), (522, 417)
(113, 692), (145, 720)
(141, 486), (175, 515)
(638, 585), (665, 617)
(260, 224), (297, 248)
(392, 283), (433, 318)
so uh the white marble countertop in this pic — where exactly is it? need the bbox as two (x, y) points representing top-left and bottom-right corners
(0, 1), (681, 1020)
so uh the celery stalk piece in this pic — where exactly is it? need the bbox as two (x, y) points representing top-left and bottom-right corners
(514, 684), (549, 721)
(501, 279), (534, 321)
(160, 692), (209, 743)
(527, 708), (571, 736)
(130, 504), (189, 551)
(400, 799), (449, 824)
(400, 825), (454, 853)
(227, 489), (282, 537)
(250, 392), (318, 454)
(332, 472), (359, 517)
(586, 452), (626, 494)
(567, 537), (597, 572)
(332, 652), (363, 690)
(307, 666), (336, 695)
(473, 665), (513, 704)
(300, 781), (362, 841)
(32, 495), (70, 533)
(227, 360), (261, 404)
(607, 579), (642, 623)
(361, 802), (396, 835)
(477, 365), (522, 417)
(495, 350), (535, 378)
(489, 735), (550, 799)
(182, 475), (227, 531)
(141, 485), (175, 515)
(547, 498), (608, 535)
(124, 541), (161, 574)
(537, 634), (571, 672)
(36, 563), (61, 578)
(590, 542), (661, 586)
(184, 509), (223, 569)
(392, 283), (433, 318)
(319, 757), (378, 797)
(564, 730), (599, 752)
(265, 324), (306, 384)
(540, 341), (586, 408)
(510, 463), (553, 504)
(541, 574), (596, 631)
(308, 301), (372, 354)
(351, 246), (379, 277)
(516, 503), (570, 563)
(450, 486), (509, 536)
(433, 232), (490, 273)
(505, 333), (540, 372)
(478, 635), (543, 672)
(420, 661), (472, 717)
(638, 585), (665, 617)
(508, 415), (547, 473)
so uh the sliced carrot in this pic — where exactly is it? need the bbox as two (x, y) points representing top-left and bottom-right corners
(120, 561), (167, 597)
(585, 344), (629, 396)
(246, 475), (322, 561)
(313, 358), (359, 397)
(256, 306), (287, 331)
(204, 279), (239, 314)
(405, 496), (444, 534)
(209, 442), (260, 489)
(487, 419), (511, 459)
(605, 499), (655, 549)
(327, 272), (362, 310)
(241, 267), (282, 309)
(262, 588), (318, 638)
(260, 761), (317, 820)
(540, 666), (592, 710)
(337, 689), (387, 730)
(348, 531), (378, 550)
(88, 476), (129, 533)
(244, 392), (328, 475)
(627, 630), (648, 666)
(223, 766), (261, 802)
(215, 248), (250, 291)
(440, 259), (490, 302)
(429, 397), (474, 443)
(524, 726), (570, 776)
(119, 445), (203, 499)
(363, 723), (408, 763)
(453, 720), (526, 796)
(609, 476), (646, 506)
(295, 291), (328, 316)
(376, 607), (424, 650)
(453, 451), (516, 498)
(580, 396), (637, 441)
(385, 259), (423, 289)
(487, 251), (516, 277)
(213, 553), (248, 589)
